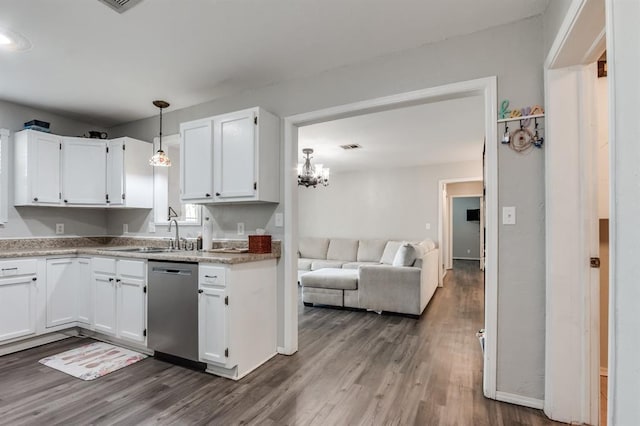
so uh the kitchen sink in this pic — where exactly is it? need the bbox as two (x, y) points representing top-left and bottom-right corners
(104, 247), (181, 253)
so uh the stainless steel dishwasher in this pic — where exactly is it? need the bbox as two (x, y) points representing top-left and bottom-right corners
(148, 261), (203, 367)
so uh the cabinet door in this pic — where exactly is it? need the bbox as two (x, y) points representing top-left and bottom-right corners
(180, 119), (214, 201)
(106, 139), (124, 206)
(77, 258), (93, 325)
(31, 132), (61, 204)
(198, 286), (228, 364)
(46, 258), (78, 328)
(93, 272), (117, 335)
(61, 138), (106, 205)
(213, 110), (256, 200)
(0, 275), (37, 342)
(117, 277), (146, 343)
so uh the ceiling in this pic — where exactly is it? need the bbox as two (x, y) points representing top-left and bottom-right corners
(0, 0), (548, 127)
(298, 95), (485, 172)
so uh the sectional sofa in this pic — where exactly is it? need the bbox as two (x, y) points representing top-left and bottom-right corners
(298, 237), (439, 316)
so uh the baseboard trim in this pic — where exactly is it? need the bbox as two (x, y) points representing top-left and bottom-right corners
(0, 331), (76, 356)
(495, 391), (544, 410)
(277, 346), (297, 356)
(600, 367), (608, 377)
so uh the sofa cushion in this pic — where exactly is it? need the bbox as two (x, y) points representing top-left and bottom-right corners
(326, 239), (359, 261)
(298, 258), (313, 271)
(357, 239), (387, 262)
(380, 241), (403, 265)
(393, 243), (417, 267)
(300, 268), (359, 290)
(342, 261), (379, 270)
(299, 237), (330, 260)
(311, 260), (345, 270)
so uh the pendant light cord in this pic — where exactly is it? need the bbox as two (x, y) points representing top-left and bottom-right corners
(159, 106), (163, 151)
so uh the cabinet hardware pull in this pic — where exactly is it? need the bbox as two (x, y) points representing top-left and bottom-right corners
(33, 197), (38, 202)
(64, 199), (68, 203)
(116, 278), (121, 282)
(32, 277), (37, 281)
(198, 289), (204, 294)
(204, 275), (217, 279)
(1, 267), (17, 271)
(215, 192), (221, 196)
(109, 278), (114, 282)
(205, 193), (211, 197)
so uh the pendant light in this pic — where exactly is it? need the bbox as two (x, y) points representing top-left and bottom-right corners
(149, 100), (171, 167)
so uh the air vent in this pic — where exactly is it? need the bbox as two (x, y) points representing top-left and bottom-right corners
(98, 0), (144, 13)
(340, 144), (362, 150)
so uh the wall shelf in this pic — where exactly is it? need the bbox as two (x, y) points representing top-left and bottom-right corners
(497, 113), (545, 123)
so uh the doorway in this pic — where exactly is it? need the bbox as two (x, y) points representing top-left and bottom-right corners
(283, 77), (500, 398)
(543, 0), (608, 423)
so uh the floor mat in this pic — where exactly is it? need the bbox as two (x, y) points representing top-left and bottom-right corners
(39, 341), (147, 381)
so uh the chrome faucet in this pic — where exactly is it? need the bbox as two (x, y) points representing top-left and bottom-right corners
(168, 219), (180, 249)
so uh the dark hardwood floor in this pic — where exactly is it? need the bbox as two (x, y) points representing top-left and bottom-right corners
(0, 260), (560, 425)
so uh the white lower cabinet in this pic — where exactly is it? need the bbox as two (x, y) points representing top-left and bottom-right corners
(0, 259), (38, 343)
(76, 258), (93, 325)
(46, 258), (79, 328)
(91, 257), (147, 343)
(198, 260), (277, 380)
(198, 286), (227, 364)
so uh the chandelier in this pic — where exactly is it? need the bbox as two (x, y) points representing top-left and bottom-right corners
(297, 148), (329, 188)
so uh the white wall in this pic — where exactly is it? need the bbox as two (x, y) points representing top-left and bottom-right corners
(298, 161), (481, 241)
(543, 0), (575, 54)
(0, 99), (108, 238)
(108, 16), (546, 399)
(452, 197), (481, 259)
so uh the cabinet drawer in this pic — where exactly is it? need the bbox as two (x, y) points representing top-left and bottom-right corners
(92, 257), (116, 275)
(0, 259), (37, 277)
(199, 265), (226, 287)
(117, 259), (146, 279)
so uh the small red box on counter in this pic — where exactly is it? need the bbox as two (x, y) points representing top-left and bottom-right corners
(248, 235), (272, 254)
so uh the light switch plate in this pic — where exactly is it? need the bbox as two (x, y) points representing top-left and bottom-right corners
(275, 213), (284, 227)
(55, 223), (64, 235)
(502, 206), (516, 225)
(425, 223), (431, 230)
(237, 222), (245, 235)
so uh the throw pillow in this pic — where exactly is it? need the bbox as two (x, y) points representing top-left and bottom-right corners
(380, 241), (403, 265)
(392, 243), (417, 267)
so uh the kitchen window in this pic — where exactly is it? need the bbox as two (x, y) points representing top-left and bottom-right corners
(0, 129), (8, 224)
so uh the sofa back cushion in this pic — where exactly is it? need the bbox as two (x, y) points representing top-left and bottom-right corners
(357, 239), (387, 262)
(326, 239), (359, 261)
(380, 241), (404, 265)
(299, 237), (330, 260)
(392, 243), (417, 267)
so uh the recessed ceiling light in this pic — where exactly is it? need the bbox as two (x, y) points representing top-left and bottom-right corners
(0, 28), (32, 52)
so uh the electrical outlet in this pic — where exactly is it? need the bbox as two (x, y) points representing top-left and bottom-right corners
(502, 206), (516, 225)
(425, 223), (431, 230)
(55, 223), (64, 235)
(123, 224), (129, 234)
(467, 249), (471, 254)
(275, 213), (284, 227)
(237, 222), (245, 235)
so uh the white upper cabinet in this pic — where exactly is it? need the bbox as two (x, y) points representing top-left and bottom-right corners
(14, 130), (62, 205)
(14, 130), (152, 208)
(180, 119), (214, 202)
(106, 138), (153, 208)
(213, 109), (256, 200)
(61, 137), (107, 205)
(180, 107), (280, 204)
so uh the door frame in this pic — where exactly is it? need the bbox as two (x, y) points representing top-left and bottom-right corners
(438, 177), (483, 276)
(543, 0), (607, 423)
(449, 195), (483, 263)
(282, 76), (500, 398)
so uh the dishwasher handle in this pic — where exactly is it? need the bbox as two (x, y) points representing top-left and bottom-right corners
(151, 267), (193, 276)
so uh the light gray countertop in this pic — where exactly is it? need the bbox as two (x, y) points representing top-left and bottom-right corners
(0, 246), (279, 264)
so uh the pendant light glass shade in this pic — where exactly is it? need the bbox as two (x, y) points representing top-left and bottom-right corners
(150, 100), (171, 167)
(149, 149), (171, 166)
